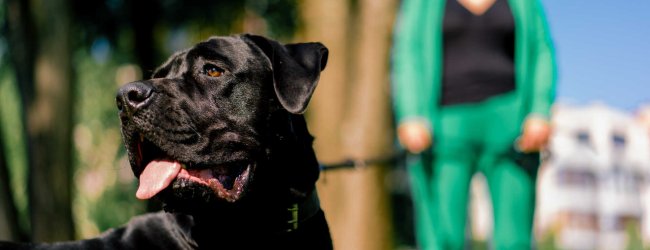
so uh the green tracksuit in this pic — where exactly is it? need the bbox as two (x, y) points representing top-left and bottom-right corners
(391, 0), (556, 249)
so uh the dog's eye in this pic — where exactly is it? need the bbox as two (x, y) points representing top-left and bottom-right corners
(203, 65), (223, 77)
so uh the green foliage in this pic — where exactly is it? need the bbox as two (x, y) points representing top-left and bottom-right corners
(71, 48), (145, 238)
(0, 66), (30, 235)
(537, 230), (560, 250)
(89, 181), (144, 232)
(246, 0), (300, 40)
(625, 220), (644, 250)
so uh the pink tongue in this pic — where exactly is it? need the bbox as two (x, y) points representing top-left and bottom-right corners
(136, 160), (182, 200)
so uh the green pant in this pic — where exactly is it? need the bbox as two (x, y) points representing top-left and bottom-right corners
(409, 93), (538, 250)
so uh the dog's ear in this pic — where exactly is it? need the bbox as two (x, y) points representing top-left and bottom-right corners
(245, 34), (329, 114)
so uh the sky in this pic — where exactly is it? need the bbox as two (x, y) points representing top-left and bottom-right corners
(542, 1), (650, 112)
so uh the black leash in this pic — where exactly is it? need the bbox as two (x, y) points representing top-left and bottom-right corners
(319, 150), (408, 171)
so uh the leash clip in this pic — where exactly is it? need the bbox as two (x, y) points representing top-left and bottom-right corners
(286, 203), (299, 232)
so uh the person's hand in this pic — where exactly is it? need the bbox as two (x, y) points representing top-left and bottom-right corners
(397, 121), (432, 154)
(517, 116), (551, 153)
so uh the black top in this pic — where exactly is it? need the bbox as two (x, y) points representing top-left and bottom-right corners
(440, 0), (516, 106)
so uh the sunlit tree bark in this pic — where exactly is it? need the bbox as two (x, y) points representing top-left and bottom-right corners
(299, 0), (396, 249)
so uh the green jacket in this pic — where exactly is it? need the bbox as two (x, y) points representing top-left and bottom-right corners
(391, 0), (557, 129)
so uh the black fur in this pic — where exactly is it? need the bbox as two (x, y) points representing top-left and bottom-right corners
(1, 34), (332, 249)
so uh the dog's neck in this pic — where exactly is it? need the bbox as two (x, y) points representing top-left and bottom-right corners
(265, 110), (321, 199)
(185, 188), (320, 233)
(168, 178), (321, 248)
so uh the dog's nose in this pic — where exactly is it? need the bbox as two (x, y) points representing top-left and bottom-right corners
(116, 81), (154, 114)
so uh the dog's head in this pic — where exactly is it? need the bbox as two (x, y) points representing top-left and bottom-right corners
(116, 35), (328, 210)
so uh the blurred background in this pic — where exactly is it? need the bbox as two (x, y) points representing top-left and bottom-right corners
(0, 0), (647, 249)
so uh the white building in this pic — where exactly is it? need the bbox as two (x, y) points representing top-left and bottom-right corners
(536, 103), (650, 249)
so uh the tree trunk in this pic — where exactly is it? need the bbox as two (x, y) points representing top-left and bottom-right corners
(28, 0), (75, 241)
(299, 0), (396, 249)
(6, 0), (76, 242)
(298, 0), (352, 247)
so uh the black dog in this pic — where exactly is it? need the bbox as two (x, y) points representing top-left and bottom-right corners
(0, 34), (332, 249)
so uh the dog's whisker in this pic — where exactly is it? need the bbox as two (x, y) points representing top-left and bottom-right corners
(190, 126), (201, 138)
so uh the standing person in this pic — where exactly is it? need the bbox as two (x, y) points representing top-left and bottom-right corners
(391, 0), (556, 249)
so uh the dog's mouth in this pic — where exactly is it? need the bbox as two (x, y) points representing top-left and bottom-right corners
(130, 133), (254, 203)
